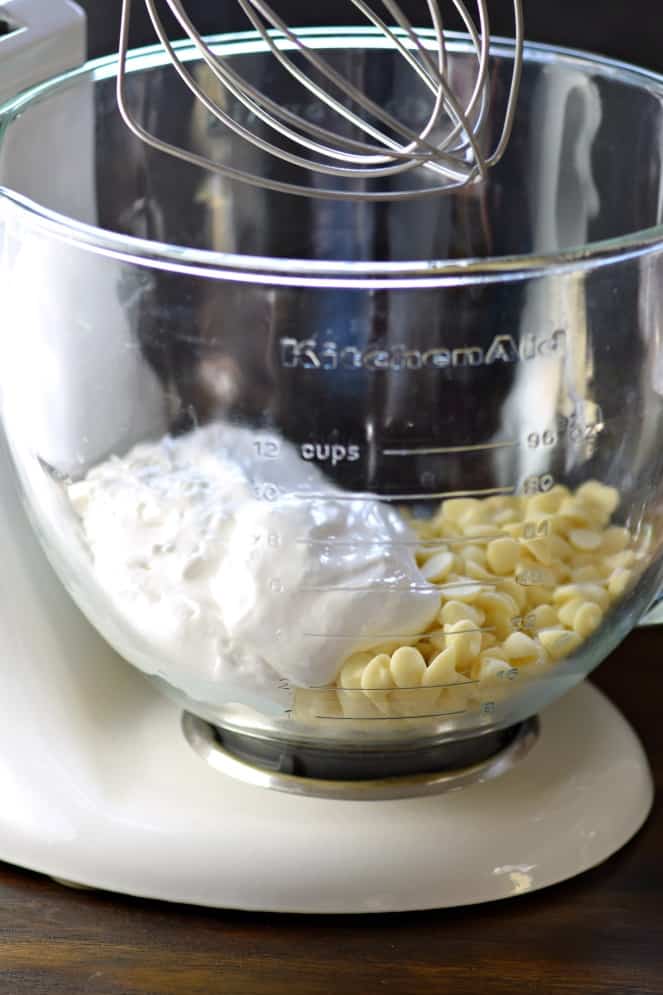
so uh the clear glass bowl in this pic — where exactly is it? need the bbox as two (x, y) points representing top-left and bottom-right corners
(1, 29), (663, 760)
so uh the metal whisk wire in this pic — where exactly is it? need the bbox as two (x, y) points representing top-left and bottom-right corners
(117, 0), (524, 200)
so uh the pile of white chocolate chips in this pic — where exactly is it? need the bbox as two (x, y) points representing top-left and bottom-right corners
(66, 427), (651, 725)
(296, 481), (648, 722)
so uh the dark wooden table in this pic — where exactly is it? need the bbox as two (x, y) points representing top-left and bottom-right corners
(1, 627), (662, 995)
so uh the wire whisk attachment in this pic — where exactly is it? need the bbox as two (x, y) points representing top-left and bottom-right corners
(118, 1), (524, 201)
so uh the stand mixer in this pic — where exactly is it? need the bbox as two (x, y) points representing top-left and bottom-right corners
(0, 0), (661, 911)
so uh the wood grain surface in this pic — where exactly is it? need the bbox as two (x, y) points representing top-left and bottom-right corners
(0, 626), (662, 995)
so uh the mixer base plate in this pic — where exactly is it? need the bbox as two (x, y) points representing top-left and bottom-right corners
(0, 655), (652, 911)
(182, 712), (540, 800)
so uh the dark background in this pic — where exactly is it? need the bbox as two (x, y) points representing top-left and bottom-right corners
(81, 1), (663, 72)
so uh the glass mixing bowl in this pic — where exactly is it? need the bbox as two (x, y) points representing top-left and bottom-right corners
(1, 29), (663, 776)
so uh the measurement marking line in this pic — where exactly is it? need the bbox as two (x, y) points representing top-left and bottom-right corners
(304, 679), (479, 691)
(302, 627), (495, 639)
(428, 535), (505, 546)
(382, 440), (520, 457)
(295, 535), (506, 548)
(299, 581), (496, 594)
(314, 709), (468, 721)
(299, 585), (439, 594)
(292, 486), (515, 503)
(334, 680), (480, 692)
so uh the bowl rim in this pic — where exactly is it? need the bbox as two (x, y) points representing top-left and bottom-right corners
(1, 25), (663, 288)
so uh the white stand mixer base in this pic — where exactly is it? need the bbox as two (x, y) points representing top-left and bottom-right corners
(0, 674), (652, 912)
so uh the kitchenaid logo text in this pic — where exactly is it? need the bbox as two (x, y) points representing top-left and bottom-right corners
(279, 330), (566, 371)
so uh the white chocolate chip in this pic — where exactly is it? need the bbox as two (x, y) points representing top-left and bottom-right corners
(569, 528), (603, 552)
(527, 491), (564, 516)
(463, 524), (504, 539)
(479, 646), (510, 663)
(570, 583), (610, 611)
(360, 654), (395, 714)
(464, 560), (496, 581)
(492, 507), (520, 526)
(339, 690), (380, 719)
(476, 590), (519, 617)
(573, 602), (603, 638)
(604, 550), (636, 571)
(442, 498), (481, 524)
(576, 481), (620, 517)
(601, 526), (630, 556)
(502, 632), (540, 665)
(522, 537), (553, 565)
(557, 498), (596, 528)
(421, 550), (455, 583)
(553, 582), (609, 610)
(443, 619), (482, 664)
(461, 544), (487, 566)
(608, 567), (632, 599)
(475, 656), (513, 683)
(361, 654), (393, 691)
(439, 601), (485, 627)
(335, 478), (641, 720)
(423, 646), (461, 686)
(441, 577), (484, 602)
(339, 653), (373, 689)
(573, 565), (603, 583)
(525, 586), (553, 609)
(486, 537), (521, 575)
(390, 647), (426, 688)
(530, 604), (558, 629)
(549, 533), (573, 561)
(557, 597), (585, 627)
(538, 628), (582, 659)
(496, 578), (527, 612)
(416, 543), (447, 563)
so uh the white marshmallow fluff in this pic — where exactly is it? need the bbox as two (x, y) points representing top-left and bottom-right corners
(67, 424), (439, 711)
